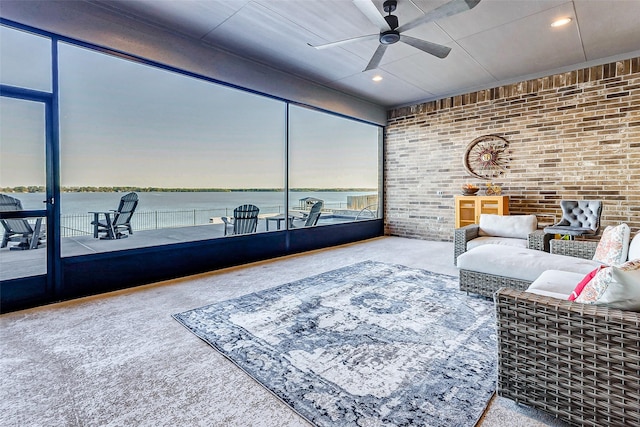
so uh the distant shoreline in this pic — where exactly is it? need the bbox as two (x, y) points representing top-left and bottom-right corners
(1, 186), (377, 194)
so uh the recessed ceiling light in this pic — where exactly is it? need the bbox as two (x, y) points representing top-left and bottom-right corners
(551, 17), (572, 27)
(372, 75), (383, 82)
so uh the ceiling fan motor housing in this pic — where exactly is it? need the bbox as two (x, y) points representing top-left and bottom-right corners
(380, 30), (400, 44)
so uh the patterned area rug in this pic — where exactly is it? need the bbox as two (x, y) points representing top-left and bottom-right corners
(173, 261), (496, 426)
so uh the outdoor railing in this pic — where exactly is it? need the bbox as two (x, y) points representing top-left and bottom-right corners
(61, 207), (273, 237)
(1, 201), (364, 241)
(59, 202), (351, 238)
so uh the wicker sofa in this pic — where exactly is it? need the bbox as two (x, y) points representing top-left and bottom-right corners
(495, 288), (640, 426)
(494, 236), (640, 426)
(473, 232), (640, 426)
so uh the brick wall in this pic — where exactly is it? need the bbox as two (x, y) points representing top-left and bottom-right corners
(385, 58), (640, 241)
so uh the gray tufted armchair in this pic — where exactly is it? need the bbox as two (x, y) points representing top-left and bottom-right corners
(543, 200), (602, 237)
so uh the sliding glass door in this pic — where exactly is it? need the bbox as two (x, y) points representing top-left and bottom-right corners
(0, 25), (56, 309)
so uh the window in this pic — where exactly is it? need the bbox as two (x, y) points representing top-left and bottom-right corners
(0, 98), (47, 206)
(58, 43), (286, 254)
(2, 28), (382, 260)
(0, 20), (383, 311)
(0, 25), (51, 92)
(288, 105), (381, 226)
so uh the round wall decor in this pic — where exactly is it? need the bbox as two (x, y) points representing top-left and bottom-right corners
(463, 135), (510, 180)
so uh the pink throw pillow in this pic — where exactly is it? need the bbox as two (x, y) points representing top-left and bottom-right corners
(569, 267), (600, 301)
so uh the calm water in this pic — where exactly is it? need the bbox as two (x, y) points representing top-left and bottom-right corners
(4, 191), (377, 237)
(13, 191), (375, 215)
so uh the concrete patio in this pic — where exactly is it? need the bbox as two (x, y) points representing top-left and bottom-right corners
(0, 216), (357, 281)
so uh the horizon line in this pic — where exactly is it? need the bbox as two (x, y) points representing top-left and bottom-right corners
(1, 186), (378, 193)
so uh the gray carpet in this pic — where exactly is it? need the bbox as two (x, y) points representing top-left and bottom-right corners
(174, 261), (496, 426)
(1, 237), (569, 426)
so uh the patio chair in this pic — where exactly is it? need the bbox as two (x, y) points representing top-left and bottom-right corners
(292, 201), (323, 228)
(91, 192), (139, 239)
(0, 193), (44, 250)
(222, 204), (260, 236)
(543, 200), (602, 238)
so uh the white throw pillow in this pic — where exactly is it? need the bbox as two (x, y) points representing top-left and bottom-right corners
(628, 233), (640, 261)
(575, 259), (640, 307)
(477, 214), (537, 239)
(597, 267), (640, 311)
(592, 223), (631, 265)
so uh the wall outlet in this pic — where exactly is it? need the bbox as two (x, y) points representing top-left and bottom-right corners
(436, 191), (444, 195)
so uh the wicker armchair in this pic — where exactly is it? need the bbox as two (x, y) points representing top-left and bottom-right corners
(454, 223), (551, 265)
(495, 288), (640, 426)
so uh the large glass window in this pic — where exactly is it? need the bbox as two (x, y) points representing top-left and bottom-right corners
(288, 105), (381, 226)
(58, 43), (286, 255)
(0, 25), (52, 92)
(2, 25), (381, 263)
(0, 21), (383, 310)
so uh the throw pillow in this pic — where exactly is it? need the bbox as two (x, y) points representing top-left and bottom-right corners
(592, 223), (631, 265)
(597, 267), (640, 311)
(568, 267), (601, 301)
(478, 214), (537, 239)
(628, 233), (640, 261)
(575, 259), (640, 304)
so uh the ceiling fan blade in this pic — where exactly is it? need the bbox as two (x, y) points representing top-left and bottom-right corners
(308, 34), (378, 50)
(400, 35), (451, 59)
(353, 0), (391, 31)
(364, 44), (388, 71)
(397, 0), (481, 33)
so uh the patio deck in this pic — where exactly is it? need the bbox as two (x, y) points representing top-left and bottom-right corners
(0, 216), (355, 281)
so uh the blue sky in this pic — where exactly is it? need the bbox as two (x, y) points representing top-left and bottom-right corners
(1, 25), (380, 190)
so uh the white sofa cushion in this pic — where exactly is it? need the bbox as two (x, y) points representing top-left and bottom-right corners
(457, 244), (603, 282)
(527, 270), (585, 299)
(466, 236), (529, 250)
(478, 214), (537, 239)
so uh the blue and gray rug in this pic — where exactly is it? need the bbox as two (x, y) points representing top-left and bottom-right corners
(173, 261), (496, 426)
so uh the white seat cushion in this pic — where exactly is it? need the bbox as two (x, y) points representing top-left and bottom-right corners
(457, 244), (603, 282)
(466, 236), (528, 250)
(526, 270), (585, 299)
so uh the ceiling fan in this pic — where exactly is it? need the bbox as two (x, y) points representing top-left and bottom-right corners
(308, 0), (481, 71)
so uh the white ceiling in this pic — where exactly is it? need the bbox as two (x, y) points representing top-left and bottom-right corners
(89, 0), (640, 108)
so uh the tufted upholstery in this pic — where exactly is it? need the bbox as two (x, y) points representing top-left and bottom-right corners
(544, 200), (602, 237)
